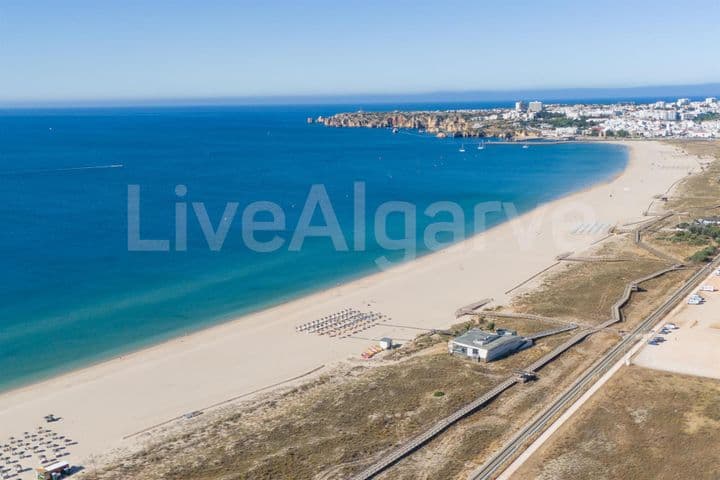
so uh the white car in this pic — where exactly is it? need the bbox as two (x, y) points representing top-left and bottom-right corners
(688, 294), (704, 305)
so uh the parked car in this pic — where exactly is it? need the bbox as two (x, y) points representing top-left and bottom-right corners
(688, 294), (704, 305)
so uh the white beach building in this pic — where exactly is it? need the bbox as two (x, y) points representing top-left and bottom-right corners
(448, 329), (531, 362)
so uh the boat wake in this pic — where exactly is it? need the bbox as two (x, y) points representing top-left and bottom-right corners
(0, 164), (124, 176)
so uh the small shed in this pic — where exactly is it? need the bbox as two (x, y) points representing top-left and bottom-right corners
(379, 337), (393, 350)
(36, 461), (71, 480)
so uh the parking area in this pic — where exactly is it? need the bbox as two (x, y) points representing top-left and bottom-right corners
(633, 270), (720, 379)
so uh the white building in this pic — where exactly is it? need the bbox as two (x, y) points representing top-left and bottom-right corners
(528, 101), (543, 113)
(555, 126), (578, 137)
(448, 329), (531, 362)
(640, 109), (677, 121)
(515, 101), (527, 112)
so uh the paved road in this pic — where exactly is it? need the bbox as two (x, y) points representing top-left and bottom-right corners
(467, 257), (718, 480)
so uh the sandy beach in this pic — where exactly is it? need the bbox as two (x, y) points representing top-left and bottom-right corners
(0, 141), (703, 474)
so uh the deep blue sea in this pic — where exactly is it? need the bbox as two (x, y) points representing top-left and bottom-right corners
(0, 104), (627, 391)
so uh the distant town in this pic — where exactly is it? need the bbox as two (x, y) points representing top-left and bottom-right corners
(317, 97), (720, 140)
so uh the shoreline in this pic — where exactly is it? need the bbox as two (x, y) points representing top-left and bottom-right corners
(0, 140), (702, 471)
(0, 142), (626, 396)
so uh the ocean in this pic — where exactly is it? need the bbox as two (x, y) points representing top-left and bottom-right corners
(0, 104), (627, 391)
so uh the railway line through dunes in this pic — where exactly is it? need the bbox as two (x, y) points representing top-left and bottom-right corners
(468, 256), (719, 480)
(350, 263), (699, 480)
(350, 215), (708, 480)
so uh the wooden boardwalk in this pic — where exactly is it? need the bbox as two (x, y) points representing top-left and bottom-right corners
(350, 212), (691, 480)
(454, 298), (493, 317)
(349, 378), (519, 480)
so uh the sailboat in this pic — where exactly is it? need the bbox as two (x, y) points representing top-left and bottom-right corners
(477, 141), (485, 150)
(459, 144), (466, 153)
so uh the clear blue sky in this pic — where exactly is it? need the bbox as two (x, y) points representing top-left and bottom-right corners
(1, 0), (719, 103)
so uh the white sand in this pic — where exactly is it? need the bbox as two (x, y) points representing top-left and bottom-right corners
(0, 141), (702, 475)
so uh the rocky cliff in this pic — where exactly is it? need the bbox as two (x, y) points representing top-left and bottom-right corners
(320, 111), (508, 138)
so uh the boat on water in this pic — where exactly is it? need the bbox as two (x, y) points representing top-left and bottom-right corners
(522, 144), (529, 149)
(459, 144), (466, 153)
(477, 141), (485, 150)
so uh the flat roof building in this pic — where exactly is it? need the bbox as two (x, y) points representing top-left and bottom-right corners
(448, 328), (531, 362)
(528, 101), (543, 113)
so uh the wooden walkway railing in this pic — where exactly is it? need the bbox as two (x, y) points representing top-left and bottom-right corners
(349, 378), (519, 480)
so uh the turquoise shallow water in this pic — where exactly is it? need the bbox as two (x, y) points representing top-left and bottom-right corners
(0, 105), (627, 391)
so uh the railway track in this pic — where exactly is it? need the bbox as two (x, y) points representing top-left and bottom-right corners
(468, 257), (718, 480)
(349, 217), (703, 480)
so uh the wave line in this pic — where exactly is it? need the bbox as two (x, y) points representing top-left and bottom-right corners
(0, 164), (124, 176)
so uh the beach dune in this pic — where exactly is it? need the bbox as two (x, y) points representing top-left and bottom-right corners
(0, 141), (701, 471)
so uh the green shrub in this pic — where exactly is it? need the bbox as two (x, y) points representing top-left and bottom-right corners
(689, 246), (717, 263)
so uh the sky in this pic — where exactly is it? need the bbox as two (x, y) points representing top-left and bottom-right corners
(1, 0), (719, 104)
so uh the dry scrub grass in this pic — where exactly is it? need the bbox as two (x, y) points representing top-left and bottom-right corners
(90, 235), (694, 479)
(87, 141), (720, 480)
(511, 367), (720, 480)
(665, 140), (720, 216)
(89, 327), (568, 480)
(375, 331), (620, 480)
(643, 141), (720, 264)
(620, 268), (693, 329)
(513, 238), (668, 324)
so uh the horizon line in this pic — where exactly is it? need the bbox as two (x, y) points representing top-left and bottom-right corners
(1, 81), (719, 109)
